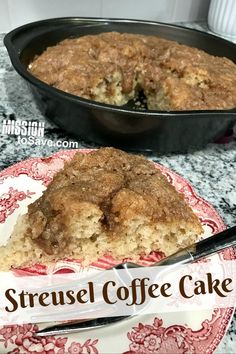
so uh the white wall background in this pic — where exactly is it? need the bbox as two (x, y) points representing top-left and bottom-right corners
(0, 0), (210, 32)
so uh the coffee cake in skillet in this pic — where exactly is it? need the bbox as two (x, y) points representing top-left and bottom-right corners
(29, 32), (236, 111)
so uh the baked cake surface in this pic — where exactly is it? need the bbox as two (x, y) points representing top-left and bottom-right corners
(29, 32), (236, 111)
(0, 148), (203, 270)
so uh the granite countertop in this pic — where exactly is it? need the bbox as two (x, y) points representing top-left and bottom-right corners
(0, 22), (236, 353)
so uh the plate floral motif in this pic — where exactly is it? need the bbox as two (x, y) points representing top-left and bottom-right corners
(124, 308), (234, 354)
(0, 187), (35, 223)
(0, 149), (234, 354)
(0, 324), (98, 354)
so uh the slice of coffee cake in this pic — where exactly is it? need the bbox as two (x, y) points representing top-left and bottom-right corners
(0, 148), (203, 270)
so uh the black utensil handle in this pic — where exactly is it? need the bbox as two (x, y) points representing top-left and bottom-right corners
(156, 225), (236, 267)
(192, 225), (236, 261)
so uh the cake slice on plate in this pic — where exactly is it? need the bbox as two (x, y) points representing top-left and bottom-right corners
(0, 148), (203, 270)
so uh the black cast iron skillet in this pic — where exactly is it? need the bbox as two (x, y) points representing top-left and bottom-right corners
(4, 17), (236, 153)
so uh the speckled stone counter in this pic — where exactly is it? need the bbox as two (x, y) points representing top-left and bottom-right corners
(0, 22), (236, 353)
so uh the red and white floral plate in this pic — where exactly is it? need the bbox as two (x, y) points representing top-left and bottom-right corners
(0, 149), (235, 354)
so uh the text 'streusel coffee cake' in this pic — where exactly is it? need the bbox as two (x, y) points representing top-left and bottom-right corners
(28, 32), (236, 111)
(0, 148), (203, 270)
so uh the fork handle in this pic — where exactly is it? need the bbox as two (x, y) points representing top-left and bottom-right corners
(156, 225), (236, 267)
